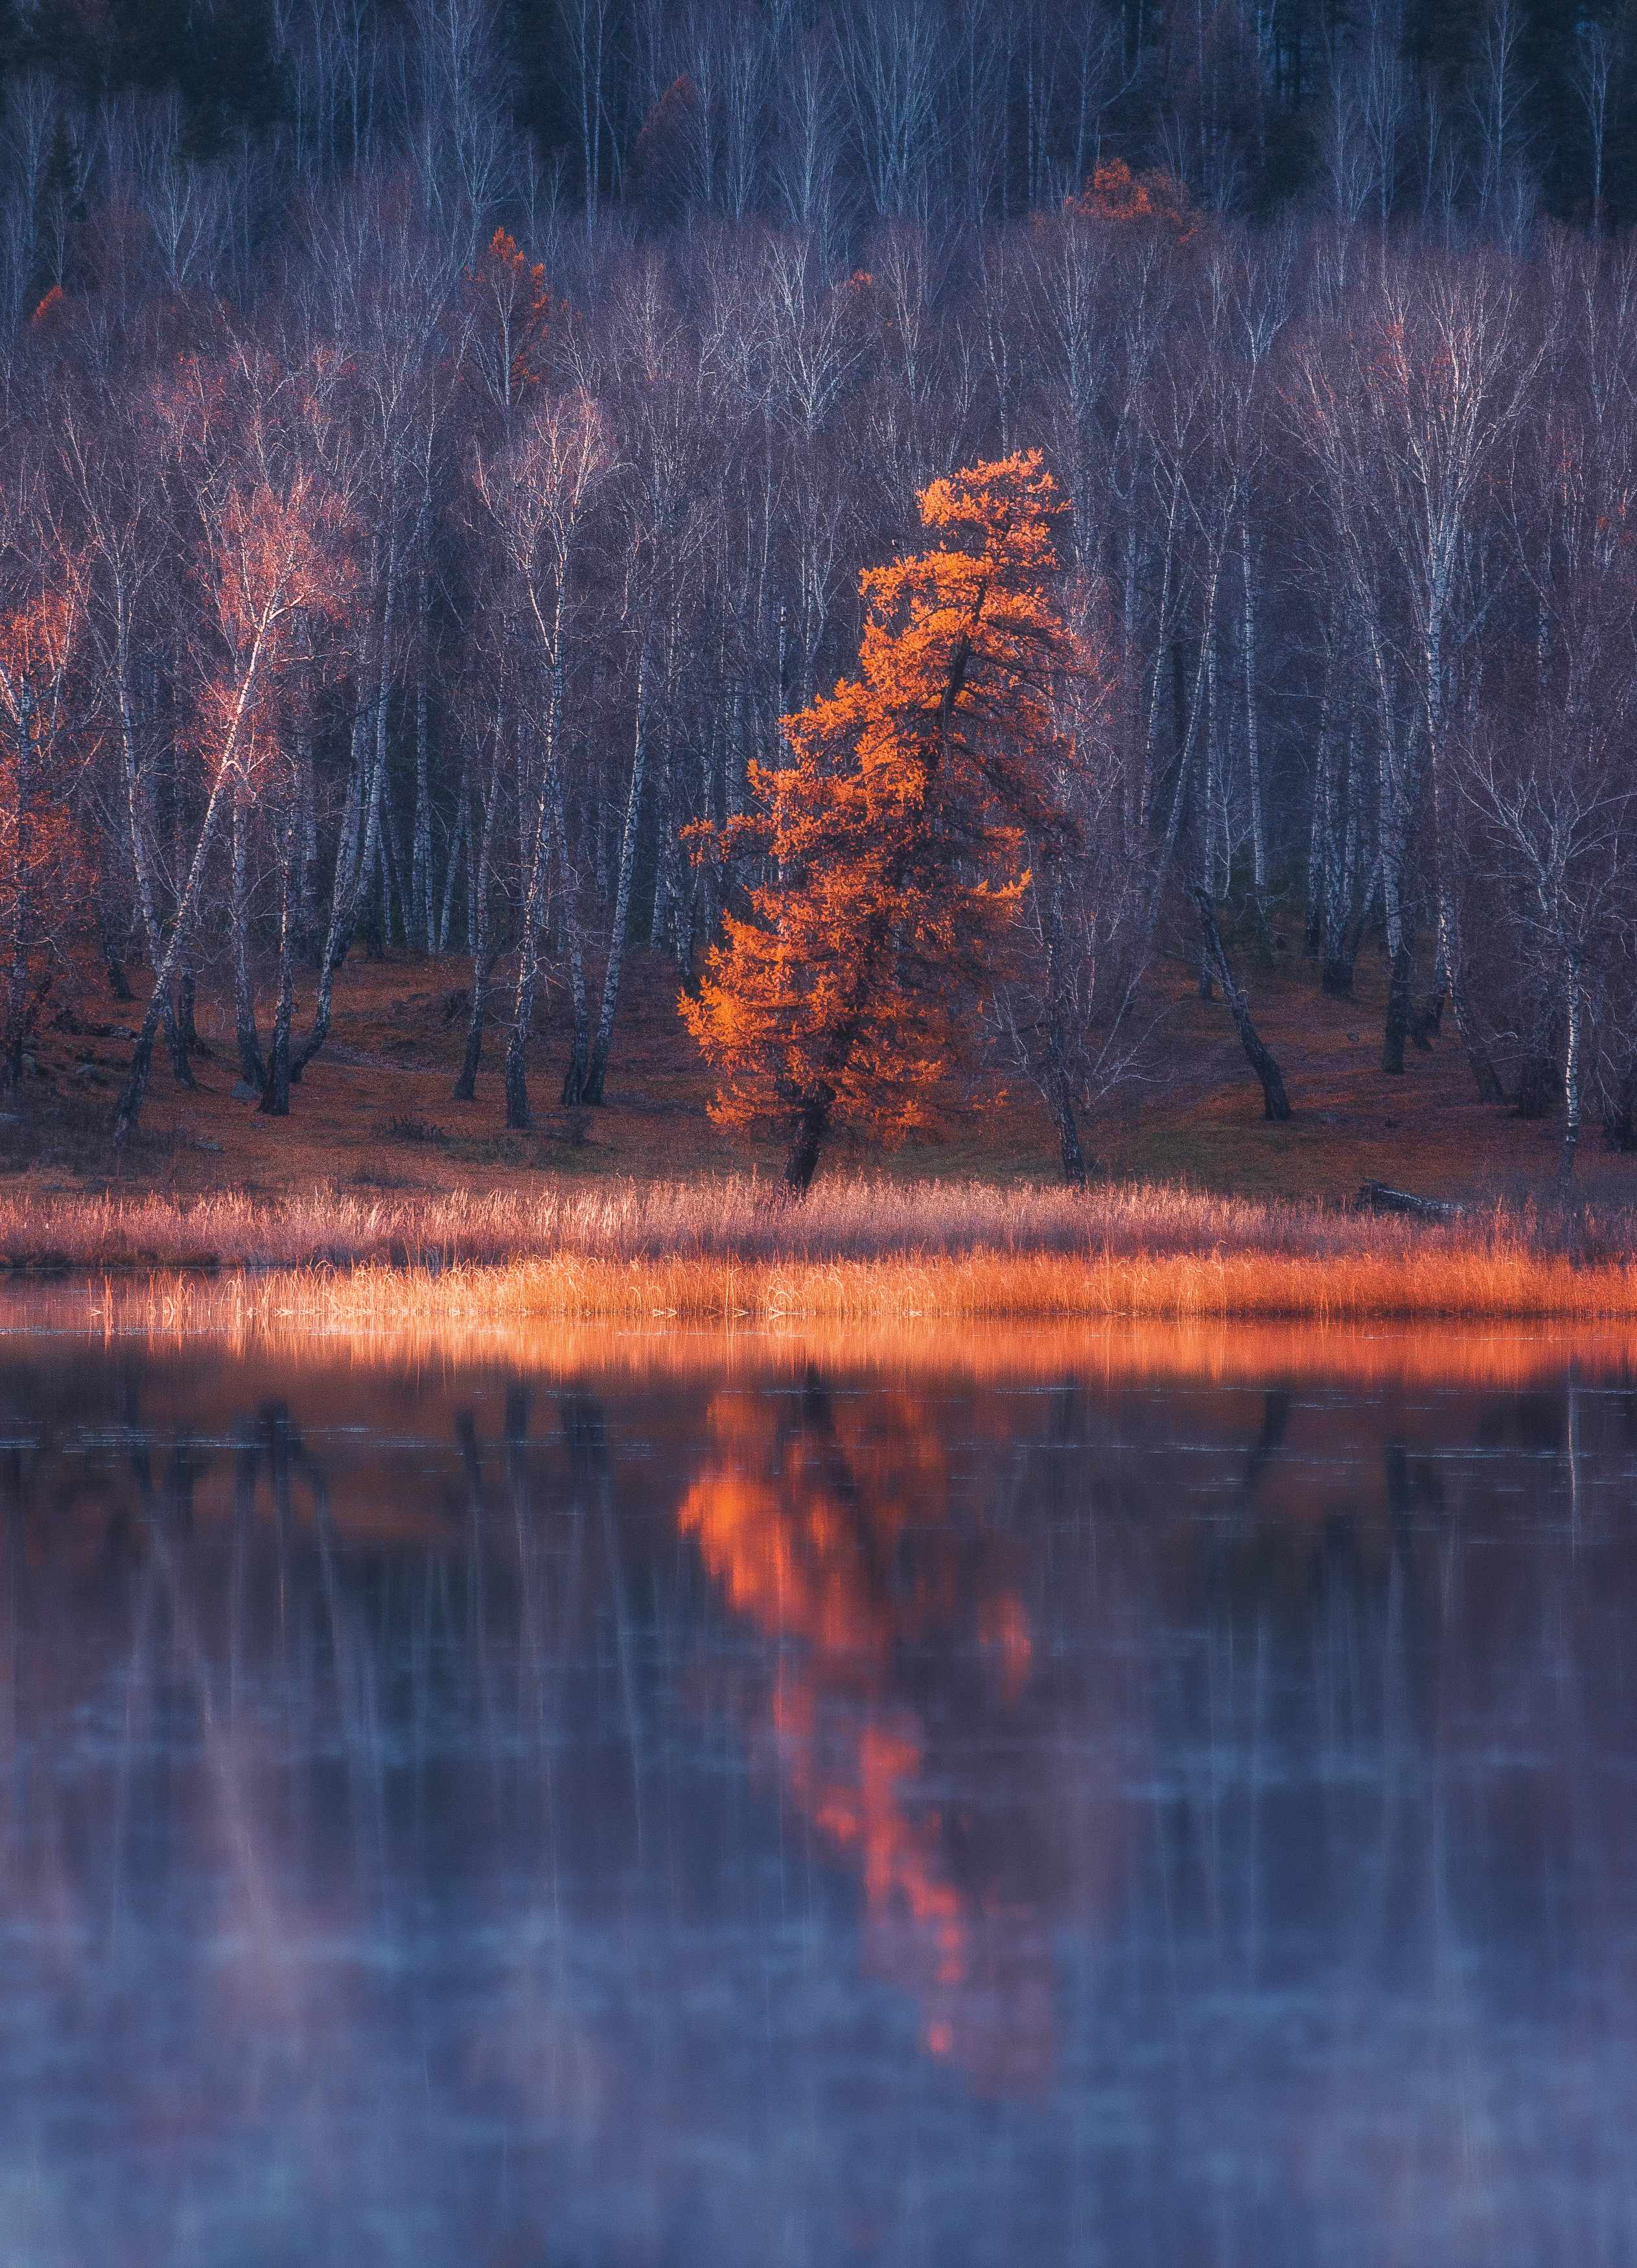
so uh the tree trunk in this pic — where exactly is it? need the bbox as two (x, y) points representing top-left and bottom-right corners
(103, 935), (134, 1001)
(3, 682), (34, 1085)
(297, 728), (319, 961)
(504, 710), (549, 1131)
(509, 559), (581, 1122)
(649, 614), (684, 958)
(380, 789), (410, 949)
(114, 737), (243, 1144)
(784, 1087), (832, 1194)
(1195, 887), (1292, 1121)
(1382, 940), (1412, 1074)
(1046, 1034), (1088, 1187)
(1305, 670), (1335, 960)
(98, 872), (135, 999)
(553, 728), (590, 1104)
(115, 625), (188, 1079)
(1516, 982), (1559, 1118)
(648, 724), (673, 952)
(290, 695), (377, 1085)
(412, 567), (432, 951)
(1321, 936), (1358, 999)
(437, 753), (470, 957)
(259, 811), (296, 1117)
(1601, 1056), (1637, 1151)
(581, 609), (655, 1106)
(454, 727), (505, 1102)
(1042, 877), (1090, 1188)
(1559, 958), (1582, 1188)
(1321, 717), (1365, 993)
(231, 791), (266, 1095)
(1240, 510), (1266, 918)
(1449, 947), (1506, 1105)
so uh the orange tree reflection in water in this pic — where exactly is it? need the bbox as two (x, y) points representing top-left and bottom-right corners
(679, 1370), (1133, 2094)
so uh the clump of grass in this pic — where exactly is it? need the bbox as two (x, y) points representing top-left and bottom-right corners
(383, 1113), (448, 1147)
(0, 1171), (1630, 1320)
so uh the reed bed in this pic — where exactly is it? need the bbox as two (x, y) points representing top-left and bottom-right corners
(1, 1175), (1634, 1324)
(2, 1172), (1634, 1267)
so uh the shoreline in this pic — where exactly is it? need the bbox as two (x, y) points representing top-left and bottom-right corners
(0, 1172), (1626, 1324)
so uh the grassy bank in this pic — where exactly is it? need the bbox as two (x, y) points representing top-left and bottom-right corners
(5, 1174), (1632, 1324)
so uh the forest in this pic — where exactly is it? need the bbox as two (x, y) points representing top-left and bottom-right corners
(0, 0), (1631, 1188)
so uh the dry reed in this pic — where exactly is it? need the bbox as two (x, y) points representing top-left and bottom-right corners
(0, 1170), (1619, 1330)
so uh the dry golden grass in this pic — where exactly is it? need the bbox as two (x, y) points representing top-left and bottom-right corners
(1, 1170), (1625, 1332)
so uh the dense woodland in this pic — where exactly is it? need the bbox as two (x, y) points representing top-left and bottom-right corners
(0, 0), (1631, 1181)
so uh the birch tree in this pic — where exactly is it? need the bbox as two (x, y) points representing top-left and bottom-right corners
(474, 389), (610, 1124)
(113, 365), (356, 1142)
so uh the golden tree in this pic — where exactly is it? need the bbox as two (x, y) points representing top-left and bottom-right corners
(683, 451), (1084, 1191)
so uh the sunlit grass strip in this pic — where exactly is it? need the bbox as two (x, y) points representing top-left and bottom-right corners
(71, 1241), (1637, 1337)
(1, 1173), (1634, 1275)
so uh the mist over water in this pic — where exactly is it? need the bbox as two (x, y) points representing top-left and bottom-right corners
(0, 1317), (1633, 2267)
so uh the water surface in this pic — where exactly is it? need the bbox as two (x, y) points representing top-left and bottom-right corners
(1, 1310), (1634, 2266)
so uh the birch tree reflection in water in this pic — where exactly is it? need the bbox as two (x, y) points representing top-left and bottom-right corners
(0, 1337), (1634, 2262)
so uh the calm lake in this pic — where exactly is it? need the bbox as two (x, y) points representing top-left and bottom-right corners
(1, 1303), (1634, 2267)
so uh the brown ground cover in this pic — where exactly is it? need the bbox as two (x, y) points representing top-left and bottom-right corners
(5, 923), (1611, 1211)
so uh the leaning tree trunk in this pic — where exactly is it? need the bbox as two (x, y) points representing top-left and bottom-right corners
(1194, 888), (1292, 1122)
(114, 702), (252, 1144)
(113, 624), (189, 1081)
(436, 753), (470, 958)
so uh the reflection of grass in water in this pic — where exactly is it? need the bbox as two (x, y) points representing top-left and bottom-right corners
(242, 1320), (1637, 1389)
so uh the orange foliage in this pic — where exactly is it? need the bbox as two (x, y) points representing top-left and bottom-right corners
(462, 228), (553, 410)
(1066, 158), (1198, 238)
(682, 452), (1086, 1188)
(0, 579), (86, 1069)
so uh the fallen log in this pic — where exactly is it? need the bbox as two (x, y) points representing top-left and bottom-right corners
(1355, 1181), (1465, 1221)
